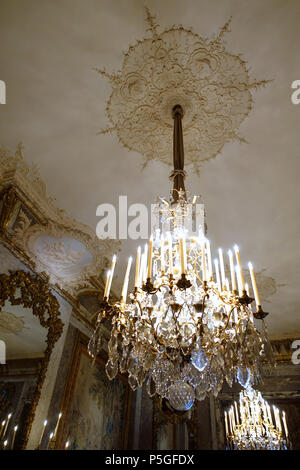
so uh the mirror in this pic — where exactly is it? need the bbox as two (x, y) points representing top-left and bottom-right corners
(0, 270), (63, 449)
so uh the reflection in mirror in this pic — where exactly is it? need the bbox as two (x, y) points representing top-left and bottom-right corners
(0, 301), (47, 449)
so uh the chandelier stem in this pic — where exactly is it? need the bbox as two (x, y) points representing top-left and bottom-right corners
(172, 105), (186, 202)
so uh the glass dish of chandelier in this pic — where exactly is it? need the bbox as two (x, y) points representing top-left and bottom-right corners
(89, 200), (275, 408)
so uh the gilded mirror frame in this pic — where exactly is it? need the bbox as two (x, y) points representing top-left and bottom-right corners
(0, 270), (63, 449)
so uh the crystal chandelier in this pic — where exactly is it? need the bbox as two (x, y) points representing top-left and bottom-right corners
(225, 387), (290, 450)
(89, 105), (274, 411)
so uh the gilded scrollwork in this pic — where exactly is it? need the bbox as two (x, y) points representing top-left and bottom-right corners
(0, 270), (64, 449)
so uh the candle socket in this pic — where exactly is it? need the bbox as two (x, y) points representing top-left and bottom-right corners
(98, 298), (116, 317)
(142, 278), (156, 294)
(48, 437), (56, 451)
(253, 305), (269, 320)
(176, 273), (192, 290)
(239, 290), (255, 306)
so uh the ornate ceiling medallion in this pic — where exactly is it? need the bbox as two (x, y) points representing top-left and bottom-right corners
(97, 9), (270, 172)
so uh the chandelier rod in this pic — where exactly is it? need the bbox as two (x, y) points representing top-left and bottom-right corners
(171, 105), (186, 202)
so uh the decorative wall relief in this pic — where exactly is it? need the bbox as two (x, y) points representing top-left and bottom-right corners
(0, 143), (120, 298)
(97, 9), (270, 172)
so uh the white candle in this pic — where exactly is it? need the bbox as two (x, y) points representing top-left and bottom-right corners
(47, 432), (54, 450)
(267, 404), (273, 425)
(218, 248), (226, 289)
(231, 407), (236, 428)
(228, 249), (237, 292)
(214, 259), (221, 291)
(139, 252), (145, 285)
(245, 282), (250, 296)
(228, 411), (233, 434)
(38, 420), (47, 448)
(273, 406), (281, 432)
(234, 245), (245, 290)
(0, 420), (5, 440)
(224, 411), (229, 436)
(206, 239), (213, 280)
(54, 412), (62, 438)
(180, 235), (187, 275)
(248, 262), (261, 308)
(147, 236), (153, 279)
(201, 241), (207, 282)
(168, 233), (173, 275)
(121, 257), (132, 303)
(142, 244), (148, 283)
(160, 235), (165, 273)
(134, 246), (141, 287)
(2, 413), (11, 440)
(234, 402), (239, 425)
(104, 270), (111, 298)
(282, 411), (288, 438)
(106, 255), (116, 299)
(11, 425), (18, 449)
(235, 265), (243, 296)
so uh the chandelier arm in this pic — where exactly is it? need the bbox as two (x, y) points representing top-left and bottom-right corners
(172, 105), (186, 202)
(218, 306), (235, 331)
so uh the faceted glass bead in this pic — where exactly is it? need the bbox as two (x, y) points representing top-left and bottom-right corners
(168, 382), (195, 411)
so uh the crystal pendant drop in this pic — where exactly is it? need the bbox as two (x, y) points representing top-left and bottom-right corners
(105, 359), (118, 380)
(237, 366), (250, 388)
(191, 343), (208, 371)
(168, 382), (195, 411)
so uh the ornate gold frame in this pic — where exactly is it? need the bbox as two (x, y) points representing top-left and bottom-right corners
(0, 270), (64, 449)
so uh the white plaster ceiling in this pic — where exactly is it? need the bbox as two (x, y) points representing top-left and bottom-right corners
(0, 0), (299, 336)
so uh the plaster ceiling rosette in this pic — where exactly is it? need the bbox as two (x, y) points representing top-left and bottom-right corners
(97, 10), (269, 172)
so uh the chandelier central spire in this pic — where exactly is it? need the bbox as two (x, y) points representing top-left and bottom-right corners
(171, 105), (186, 202)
